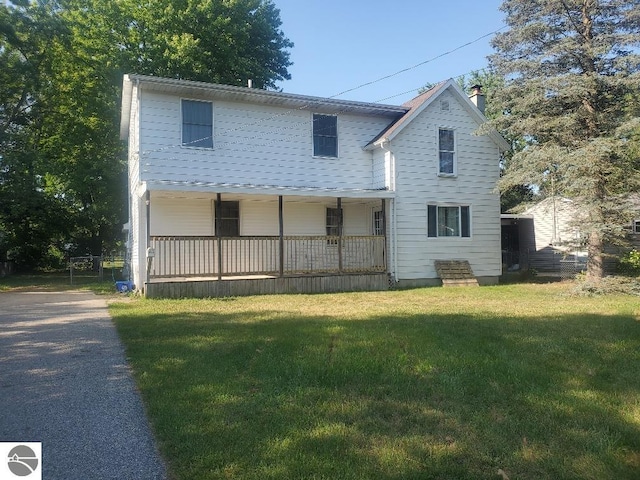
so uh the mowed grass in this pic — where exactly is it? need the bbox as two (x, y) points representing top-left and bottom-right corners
(109, 283), (640, 480)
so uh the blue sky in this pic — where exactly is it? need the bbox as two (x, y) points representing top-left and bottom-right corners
(273, 0), (506, 104)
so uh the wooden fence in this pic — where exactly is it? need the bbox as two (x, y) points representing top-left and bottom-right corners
(148, 235), (385, 278)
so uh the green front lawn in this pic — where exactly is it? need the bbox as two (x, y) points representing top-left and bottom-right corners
(110, 283), (640, 480)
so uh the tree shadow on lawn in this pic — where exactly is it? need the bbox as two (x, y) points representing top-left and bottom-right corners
(114, 308), (640, 480)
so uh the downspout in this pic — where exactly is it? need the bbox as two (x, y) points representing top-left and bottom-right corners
(144, 189), (152, 293)
(392, 178), (398, 283)
(381, 140), (398, 282)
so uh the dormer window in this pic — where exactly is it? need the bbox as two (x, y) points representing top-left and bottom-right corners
(182, 100), (213, 148)
(313, 114), (338, 157)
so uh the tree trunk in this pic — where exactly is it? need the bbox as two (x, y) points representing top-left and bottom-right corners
(587, 230), (604, 279)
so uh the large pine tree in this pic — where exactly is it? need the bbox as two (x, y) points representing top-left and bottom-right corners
(489, 0), (640, 278)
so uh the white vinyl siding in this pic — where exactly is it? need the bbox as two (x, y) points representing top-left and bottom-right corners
(521, 197), (583, 271)
(138, 92), (393, 190)
(127, 85), (142, 288)
(148, 195), (373, 238)
(241, 200), (279, 236)
(390, 89), (501, 280)
(150, 196), (214, 236)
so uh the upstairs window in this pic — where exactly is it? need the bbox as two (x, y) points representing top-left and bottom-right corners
(182, 99), (213, 148)
(313, 114), (338, 157)
(438, 128), (455, 175)
(215, 201), (239, 236)
(428, 205), (470, 238)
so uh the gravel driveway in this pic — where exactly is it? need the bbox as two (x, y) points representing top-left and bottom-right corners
(0, 290), (167, 480)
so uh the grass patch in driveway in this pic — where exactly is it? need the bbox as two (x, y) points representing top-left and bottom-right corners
(109, 283), (640, 480)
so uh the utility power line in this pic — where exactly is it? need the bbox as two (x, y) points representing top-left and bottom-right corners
(330, 26), (506, 100)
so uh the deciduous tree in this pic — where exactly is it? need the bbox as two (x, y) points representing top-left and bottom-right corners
(1, 0), (293, 269)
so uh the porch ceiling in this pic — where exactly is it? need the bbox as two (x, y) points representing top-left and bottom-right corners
(142, 179), (395, 199)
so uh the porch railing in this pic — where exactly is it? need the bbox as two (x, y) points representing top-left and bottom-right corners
(148, 235), (386, 278)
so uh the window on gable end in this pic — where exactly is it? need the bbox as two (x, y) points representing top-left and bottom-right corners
(182, 99), (213, 148)
(313, 114), (338, 157)
(438, 128), (455, 175)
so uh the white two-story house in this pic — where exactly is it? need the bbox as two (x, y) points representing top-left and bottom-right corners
(120, 74), (509, 297)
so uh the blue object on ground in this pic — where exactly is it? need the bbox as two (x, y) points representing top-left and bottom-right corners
(115, 280), (134, 293)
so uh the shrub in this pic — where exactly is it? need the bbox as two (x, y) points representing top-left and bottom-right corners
(618, 249), (640, 277)
(570, 274), (640, 296)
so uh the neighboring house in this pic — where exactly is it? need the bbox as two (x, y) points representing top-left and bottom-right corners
(120, 74), (509, 297)
(521, 197), (584, 272)
(501, 196), (640, 273)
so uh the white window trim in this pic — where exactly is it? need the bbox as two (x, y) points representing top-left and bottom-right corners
(180, 98), (214, 150)
(633, 219), (640, 234)
(311, 113), (339, 158)
(437, 126), (457, 177)
(427, 203), (472, 239)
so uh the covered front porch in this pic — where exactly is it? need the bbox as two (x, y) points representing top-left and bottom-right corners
(136, 184), (393, 297)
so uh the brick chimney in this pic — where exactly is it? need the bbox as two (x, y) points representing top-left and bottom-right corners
(469, 84), (485, 115)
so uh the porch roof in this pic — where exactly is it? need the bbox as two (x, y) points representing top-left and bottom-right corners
(142, 179), (395, 199)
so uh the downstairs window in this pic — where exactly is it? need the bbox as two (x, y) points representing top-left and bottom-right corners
(427, 205), (470, 238)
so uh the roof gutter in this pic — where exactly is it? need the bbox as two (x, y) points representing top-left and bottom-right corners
(124, 73), (407, 116)
(119, 74), (134, 140)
